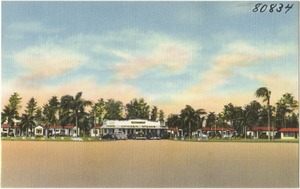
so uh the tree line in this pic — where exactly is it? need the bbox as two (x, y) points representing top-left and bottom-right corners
(1, 92), (165, 137)
(1, 87), (299, 139)
(167, 87), (298, 140)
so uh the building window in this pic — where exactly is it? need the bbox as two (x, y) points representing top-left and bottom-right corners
(36, 129), (42, 134)
(284, 132), (295, 137)
(93, 129), (98, 134)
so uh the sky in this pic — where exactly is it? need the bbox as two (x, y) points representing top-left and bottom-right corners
(1, 1), (299, 116)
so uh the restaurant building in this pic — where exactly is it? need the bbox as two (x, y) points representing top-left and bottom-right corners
(101, 119), (167, 136)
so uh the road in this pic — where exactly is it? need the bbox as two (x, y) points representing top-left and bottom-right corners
(1, 140), (298, 188)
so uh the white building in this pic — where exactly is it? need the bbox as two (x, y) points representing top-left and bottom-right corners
(34, 126), (44, 137)
(90, 125), (101, 137)
(1, 124), (21, 136)
(101, 119), (167, 136)
(279, 128), (298, 139)
(47, 125), (78, 137)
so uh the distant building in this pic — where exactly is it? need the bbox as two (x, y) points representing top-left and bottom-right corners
(1, 124), (21, 136)
(201, 127), (236, 136)
(250, 126), (278, 139)
(47, 125), (77, 137)
(90, 125), (101, 137)
(101, 119), (167, 136)
(279, 128), (298, 139)
(34, 126), (44, 137)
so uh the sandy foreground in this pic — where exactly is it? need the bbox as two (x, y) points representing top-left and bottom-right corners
(1, 140), (298, 188)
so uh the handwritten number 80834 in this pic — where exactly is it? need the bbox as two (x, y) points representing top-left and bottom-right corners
(252, 3), (293, 13)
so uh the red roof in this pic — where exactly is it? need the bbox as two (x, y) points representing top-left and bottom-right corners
(279, 128), (299, 133)
(251, 127), (278, 131)
(2, 124), (20, 128)
(167, 128), (178, 131)
(64, 125), (75, 129)
(91, 125), (101, 129)
(201, 127), (236, 131)
(49, 125), (74, 129)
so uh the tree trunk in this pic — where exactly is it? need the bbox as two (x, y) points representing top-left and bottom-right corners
(267, 101), (270, 141)
(54, 123), (56, 138)
(76, 115), (79, 137)
(83, 126), (86, 138)
(189, 122), (191, 140)
(30, 124), (32, 137)
(8, 127), (11, 138)
(272, 125), (275, 141)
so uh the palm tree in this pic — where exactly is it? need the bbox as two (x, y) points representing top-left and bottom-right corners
(239, 107), (256, 139)
(25, 97), (37, 136)
(60, 92), (91, 137)
(277, 93), (299, 128)
(35, 107), (43, 126)
(19, 114), (35, 137)
(206, 112), (216, 128)
(206, 112), (216, 138)
(48, 97), (60, 138)
(240, 101), (262, 138)
(216, 113), (226, 138)
(43, 103), (53, 138)
(90, 99), (106, 138)
(167, 114), (181, 139)
(167, 114), (181, 129)
(195, 109), (207, 128)
(255, 87), (271, 140)
(180, 105), (205, 139)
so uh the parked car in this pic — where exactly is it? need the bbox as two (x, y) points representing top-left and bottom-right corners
(102, 133), (114, 139)
(127, 133), (135, 139)
(112, 131), (128, 140)
(146, 132), (161, 140)
(134, 131), (147, 140)
(160, 132), (170, 139)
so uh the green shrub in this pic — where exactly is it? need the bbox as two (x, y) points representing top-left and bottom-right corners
(1, 132), (7, 137)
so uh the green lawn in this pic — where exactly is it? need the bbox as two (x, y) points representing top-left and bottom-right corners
(1, 136), (108, 142)
(1, 136), (298, 143)
(174, 138), (299, 143)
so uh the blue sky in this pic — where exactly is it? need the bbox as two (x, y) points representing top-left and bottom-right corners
(2, 1), (298, 115)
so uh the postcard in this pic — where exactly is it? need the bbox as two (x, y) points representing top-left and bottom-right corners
(1, 1), (299, 188)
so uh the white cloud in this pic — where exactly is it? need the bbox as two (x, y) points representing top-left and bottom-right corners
(4, 27), (297, 116)
(154, 40), (298, 114)
(14, 43), (87, 82)
(190, 41), (292, 95)
(2, 78), (146, 115)
(106, 32), (199, 80)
